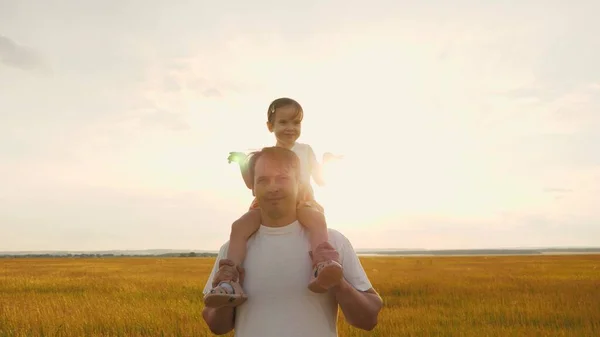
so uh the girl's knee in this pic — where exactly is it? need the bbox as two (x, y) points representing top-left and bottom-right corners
(230, 211), (261, 238)
(231, 218), (244, 234)
(298, 207), (326, 226)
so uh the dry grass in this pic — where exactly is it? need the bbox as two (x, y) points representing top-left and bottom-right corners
(1, 255), (599, 336)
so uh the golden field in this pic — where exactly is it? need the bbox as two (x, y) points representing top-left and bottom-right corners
(1, 255), (599, 337)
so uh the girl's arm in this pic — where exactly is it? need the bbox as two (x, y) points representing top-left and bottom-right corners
(309, 146), (326, 187)
(229, 152), (253, 189)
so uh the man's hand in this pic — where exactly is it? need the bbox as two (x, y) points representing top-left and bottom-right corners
(228, 152), (247, 165)
(212, 259), (246, 287)
(310, 241), (341, 264)
(309, 242), (343, 288)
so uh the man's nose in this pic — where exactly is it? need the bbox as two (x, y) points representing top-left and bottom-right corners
(266, 181), (280, 192)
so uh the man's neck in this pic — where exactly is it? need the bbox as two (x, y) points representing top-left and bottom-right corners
(260, 211), (298, 228)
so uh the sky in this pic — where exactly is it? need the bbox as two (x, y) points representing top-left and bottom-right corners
(1, 0), (599, 251)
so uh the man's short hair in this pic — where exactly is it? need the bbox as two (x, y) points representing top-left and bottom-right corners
(246, 147), (301, 188)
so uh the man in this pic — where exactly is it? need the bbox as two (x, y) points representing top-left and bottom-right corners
(202, 146), (382, 336)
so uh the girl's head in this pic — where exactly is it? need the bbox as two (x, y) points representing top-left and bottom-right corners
(266, 97), (304, 147)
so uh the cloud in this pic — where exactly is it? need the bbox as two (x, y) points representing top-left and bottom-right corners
(0, 186), (240, 251)
(552, 83), (600, 130)
(344, 210), (600, 250)
(543, 187), (573, 200)
(159, 74), (222, 97)
(138, 108), (190, 131)
(162, 75), (181, 92)
(543, 188), (573, 194)
(202, 88), (222, 97)
(502, 85), (559, 102)
(0, 35), (45, 70)
(2, 1), (599, 251)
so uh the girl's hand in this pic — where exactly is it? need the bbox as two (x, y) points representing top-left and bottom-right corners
(323, 152), (344, 163)
(228, 152), (247, 164)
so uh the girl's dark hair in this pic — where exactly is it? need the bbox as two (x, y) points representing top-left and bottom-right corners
(267, 97), (304, 124)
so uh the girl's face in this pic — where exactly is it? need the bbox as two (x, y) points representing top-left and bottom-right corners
(267, 105), (302, 146)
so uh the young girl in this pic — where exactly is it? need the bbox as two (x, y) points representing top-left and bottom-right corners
(204, 97), (343, 308)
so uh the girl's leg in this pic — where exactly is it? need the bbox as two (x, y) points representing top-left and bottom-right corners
(204, 209), (261, 309)
(297, 206), (328, 252)
(297, 205), (343, 293)
(227, 209), (262, 267)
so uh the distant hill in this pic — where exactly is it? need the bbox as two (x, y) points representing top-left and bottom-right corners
(2, 247), (600, 258)
(0, 249), (218, 258)
(356, 247), (600, 256)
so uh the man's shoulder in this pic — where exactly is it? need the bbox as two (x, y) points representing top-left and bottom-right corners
(293, 142), (313, 152)
(326, 228), (354, 251)
(215, 241), (230, 257)
(326, 228), (346, 239)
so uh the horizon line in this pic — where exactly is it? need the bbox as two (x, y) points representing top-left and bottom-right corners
(2, 246), (600, 254)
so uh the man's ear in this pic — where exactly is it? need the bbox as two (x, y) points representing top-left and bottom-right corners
(266, 121), (274, 132)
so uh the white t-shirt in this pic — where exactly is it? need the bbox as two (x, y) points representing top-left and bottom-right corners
(202, 221), (373, 337)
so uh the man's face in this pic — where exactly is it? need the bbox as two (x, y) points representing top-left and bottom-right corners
(253, 155), (299, 220)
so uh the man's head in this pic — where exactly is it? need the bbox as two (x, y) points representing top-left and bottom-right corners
(247, 147), (301, 223)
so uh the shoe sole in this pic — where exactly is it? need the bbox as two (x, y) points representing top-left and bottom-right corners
(204, 293), (247, 309)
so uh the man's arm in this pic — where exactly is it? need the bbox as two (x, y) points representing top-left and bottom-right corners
(312, 236), (382, 331)
(202, 307), (235, 335)
(201, 247), (242, 335)
(330, 280), (383, 331)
